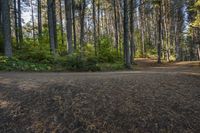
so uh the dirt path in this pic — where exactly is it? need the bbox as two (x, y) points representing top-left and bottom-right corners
(0, 59), (200, 133)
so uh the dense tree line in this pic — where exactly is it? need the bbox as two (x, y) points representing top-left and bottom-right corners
(0, 0), (199, 68)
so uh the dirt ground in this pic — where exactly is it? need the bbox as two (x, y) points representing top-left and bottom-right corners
(0, 59), (200, 133)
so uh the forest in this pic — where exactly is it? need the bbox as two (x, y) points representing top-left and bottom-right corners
(0, 0), (200, 132)
(0, 0), (199, 71)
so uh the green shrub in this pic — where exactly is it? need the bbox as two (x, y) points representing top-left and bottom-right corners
(0, 56), (51, 71)
(66, 53), (100, 71)
(97, 36), (121, 63)
(98, 62), (125, 71)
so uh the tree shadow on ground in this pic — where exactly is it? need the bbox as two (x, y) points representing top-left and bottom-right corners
(0, 73), (200, 133)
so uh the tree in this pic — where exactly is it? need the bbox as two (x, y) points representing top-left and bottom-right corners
(79, 0), (86, 49)
(124, 0), (131, 68)
(18, 0), (23, 45)
(1, 0), (12, 57)
(0, 0), (2, 52)
(113, 0), (119, 55)
(38, 0), (42, 38)
(14, 0), (19, 47)
(130, 0), (135, 64)
(58, 0), (64, 46)
(157, 0), (162, 63)
(92, 0), (97, 55)
(65, 0), (73, 54)
(192, 0), (200, 27)
(31, 0), (36, 42)
(72, 0), (77, 50)
(47, 0), (57, 54)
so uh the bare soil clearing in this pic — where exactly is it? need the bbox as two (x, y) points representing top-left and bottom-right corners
(0, 59), (200, 133)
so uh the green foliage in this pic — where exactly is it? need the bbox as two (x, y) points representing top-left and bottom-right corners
(145, 41), (157, 58)
(14, 36), (54, 64)
(0, 56), (51, 71)
(97, 36), (121, 63)
(65, 52), (100, 71)
(134, 29), (143, 57)
(98, 62), (125, 71)
(16, 46), (53, 64)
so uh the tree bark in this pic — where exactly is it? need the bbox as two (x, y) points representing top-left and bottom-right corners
(157, 1), (162, 64)
(47, 0), (57, 54)
(124, 0), (131, 68)
(18, 0), (23, 45)
(38, 0), (42, 38)
(97, 0), (100, 49)
(92, 0), (97, 55)
(14, 0), (19, 47)
(31, 0), (35, 42)
(80, 0), (86, 48)
(59, 0), (64, 46)
(130, 0), (135, 64)
(113, 0), (119, 56)
(65, 0), (73, 54)
(2, 0), (12, 57)
(72, 0), (77, 50)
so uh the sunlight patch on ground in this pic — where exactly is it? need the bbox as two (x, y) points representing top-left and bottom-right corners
(0, 100), (10, 109)
(0, 77), (12, 85)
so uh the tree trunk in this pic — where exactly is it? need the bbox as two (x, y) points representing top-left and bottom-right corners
(18, 0), (23, 45)
(0, 0), (2, 34)
(124, 0), (131, 68)
(157, 1), (162, 64)
(47, 0), (57, 54)
(72, 0), (77, 50)
(139, 0), (145, 57)
(2, 0), (12, 57)
(65, 0), (73, 54)
(198, 45), (200, 60)
(0, 0), (2, 32)
(58, 0), (64, 46)
(113, 0), (119, 56)
(130, 0), (135, 64)
(0, 0), (2, 53)
(80, 0), (86, 48)
(38, 0), (42, 38)
(97, 0), (100, 49)
(92, 0), (97, 55)
(31, 0), (35, 42)
(14, 0), (19, 47)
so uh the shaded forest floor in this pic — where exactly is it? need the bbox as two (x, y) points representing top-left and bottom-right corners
(0, 59), (200, 133)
